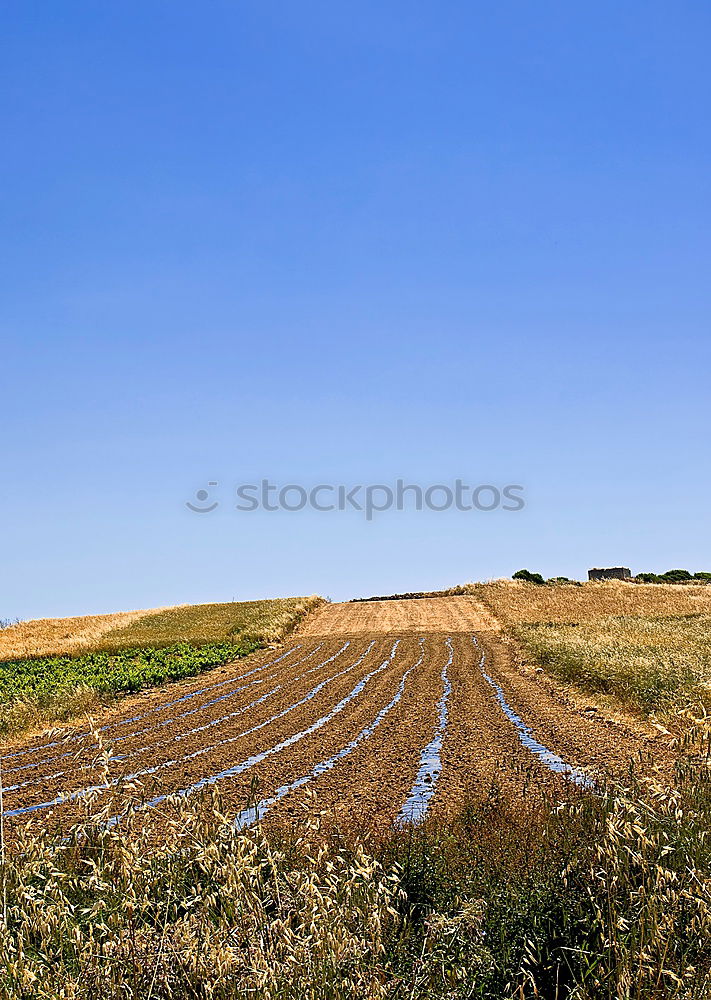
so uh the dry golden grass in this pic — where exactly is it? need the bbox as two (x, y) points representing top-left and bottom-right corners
(0, 608), (175, 662)
(468, 578), (711, 624)
(457, 580), (711, 717)
(516, 613), (711, 714)
(1, 784), (398, 1000)
(3, 742), (711, 999)
(0, 686), (106, 737)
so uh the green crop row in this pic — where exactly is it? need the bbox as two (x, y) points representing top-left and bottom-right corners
(0, 639), (262, 736)
(0, 639), (262, 705)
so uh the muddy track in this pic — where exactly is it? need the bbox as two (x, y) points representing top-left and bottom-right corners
(1, 597), (664, 833)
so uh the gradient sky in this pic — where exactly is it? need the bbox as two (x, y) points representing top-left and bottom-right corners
(2, 1), (710, 620)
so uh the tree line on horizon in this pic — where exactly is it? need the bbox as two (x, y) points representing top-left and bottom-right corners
(513, 568), (711, 585)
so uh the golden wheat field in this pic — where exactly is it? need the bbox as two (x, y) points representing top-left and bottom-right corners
(470, 578), (711, 624)
(468, 580), (711, 715)
(516, 613), (711, 713)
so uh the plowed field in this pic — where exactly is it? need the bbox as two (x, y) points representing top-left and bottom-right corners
(0, 598), (662, 833)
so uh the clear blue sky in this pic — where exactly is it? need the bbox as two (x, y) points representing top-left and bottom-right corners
(2, 1), (710, 619)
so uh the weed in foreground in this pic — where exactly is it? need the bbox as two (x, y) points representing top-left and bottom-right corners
(3, 724), (711, 1000)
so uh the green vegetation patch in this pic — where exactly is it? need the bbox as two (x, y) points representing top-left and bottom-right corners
(516, 612), (711, 714)
(0, 639), (260, 708)
(0, 596), (322, 736)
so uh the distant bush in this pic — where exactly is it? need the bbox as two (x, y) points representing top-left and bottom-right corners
(547, 576), (573, 584)
(351, 586), (470, 602)
(660, 569), (693, 582)
(512, 569), (546, 585)
(635, 570), (703, 584)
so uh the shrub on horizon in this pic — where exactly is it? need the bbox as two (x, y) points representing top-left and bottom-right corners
(512, 569), (546, 585)
(660, 569), (693, 582)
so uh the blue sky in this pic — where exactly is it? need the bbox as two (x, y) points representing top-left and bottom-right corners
(2, 1), (710, 619)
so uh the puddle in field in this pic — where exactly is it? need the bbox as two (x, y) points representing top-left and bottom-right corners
(397, 637), (453, 825)
(474, 638), (593, 789)
(6, 641), (400, 821)
(0, 642), (306, 764)
(130, 641), (377, 780)
(4, 643), (329, 776)
(6, 671), (321, 795)
(233, 639), (425, 829)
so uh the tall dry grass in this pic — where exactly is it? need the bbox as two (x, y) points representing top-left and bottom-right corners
(0, 783), (398, 1000)
(2, 719), (711, 998)
(515, 614), (711, 714)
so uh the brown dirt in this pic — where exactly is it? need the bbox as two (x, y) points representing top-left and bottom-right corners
(1, 596), (671, 836)
(296, 596), (501, 636)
